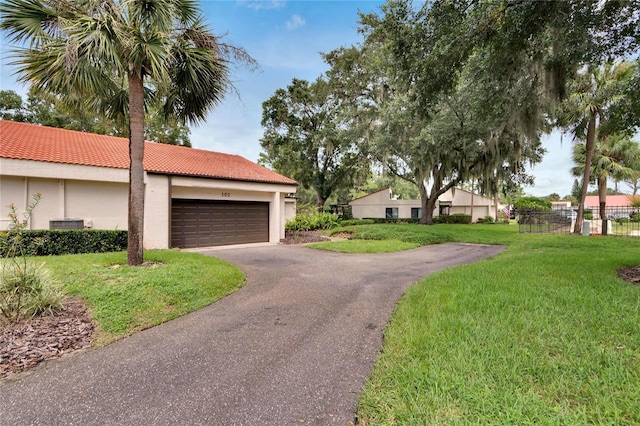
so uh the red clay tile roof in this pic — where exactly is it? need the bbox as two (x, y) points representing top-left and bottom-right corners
(584, 195), (639, 208)
(0, 120), (296, 185)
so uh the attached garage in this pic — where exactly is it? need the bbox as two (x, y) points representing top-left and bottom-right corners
(1, 121), (297, 248)
(171, 199), (269, 248)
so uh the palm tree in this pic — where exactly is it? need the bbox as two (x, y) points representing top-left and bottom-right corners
(558, 61), (636, 234)
(572, 133), (640, 219)
(1, 0), (255, 265)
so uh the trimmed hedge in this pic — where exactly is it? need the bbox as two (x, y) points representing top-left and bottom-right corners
(364, 218), (421, 224)
(338, 219), (377, 227)
(0, 230), (128, 257)
(437, 214), (472, 224)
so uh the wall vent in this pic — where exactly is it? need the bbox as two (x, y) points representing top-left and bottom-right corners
(49, 218), (84, 229)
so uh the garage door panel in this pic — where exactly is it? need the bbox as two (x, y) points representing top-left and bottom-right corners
(171, 199), (269, 248)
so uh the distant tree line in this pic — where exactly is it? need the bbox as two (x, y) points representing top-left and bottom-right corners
(0, 88), (192, 147)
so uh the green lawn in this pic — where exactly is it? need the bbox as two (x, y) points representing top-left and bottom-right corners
(40, 250), (244, 346)
(317, 224), (640, 425)
(28, 224), (640, 423)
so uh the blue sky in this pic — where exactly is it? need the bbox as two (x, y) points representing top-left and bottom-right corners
(0, 0), (578, 197)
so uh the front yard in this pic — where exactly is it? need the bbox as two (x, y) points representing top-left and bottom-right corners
(3, 222), (639, 424)
(314, 224), (640, 424)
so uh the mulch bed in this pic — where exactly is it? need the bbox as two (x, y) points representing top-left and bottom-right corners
(1, 297), (95, 380)
(618, 266), (640, 286)
(280, 230), (331, 244)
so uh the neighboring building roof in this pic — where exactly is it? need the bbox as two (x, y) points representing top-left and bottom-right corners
(0, 120), (296, 185)
(584, 194), (639, 208)
(348, 187), (393, 203)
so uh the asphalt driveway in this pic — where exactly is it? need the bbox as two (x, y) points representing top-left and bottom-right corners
(0, 243), (504, 425)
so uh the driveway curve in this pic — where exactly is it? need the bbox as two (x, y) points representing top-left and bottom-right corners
(0, 243), (504, 425)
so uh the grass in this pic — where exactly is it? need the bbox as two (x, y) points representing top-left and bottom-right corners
(308, 239), (419, 253)
(313, 223), (640, 424)
(39, 250), (244, 346)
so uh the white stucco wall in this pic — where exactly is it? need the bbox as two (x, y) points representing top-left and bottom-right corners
(0, 175), (128, 231)
(284, 198), (297, 222)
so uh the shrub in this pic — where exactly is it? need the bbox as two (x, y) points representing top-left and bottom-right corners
(438, 214), (472, 224)
(514, 196), (552, 211)
(338, 219), (376, 227)
(0, 193), (64, 323)
(367, 218), (421, 224)
(0, 230), (128, 257)
(477, 215), (494, 224)
(286, 212), (340, 231)
(0, 260), (64, 322)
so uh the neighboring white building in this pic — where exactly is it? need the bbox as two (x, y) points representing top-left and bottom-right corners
(0, 120), (297, 249)
(348, 187), (502, 222)
(551, 200), (573, 210)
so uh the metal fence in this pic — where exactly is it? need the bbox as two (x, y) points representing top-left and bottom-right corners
(518, 206), (640, 237)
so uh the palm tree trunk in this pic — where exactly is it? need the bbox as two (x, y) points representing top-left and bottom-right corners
(127, 72), (145, 266)
(574, 111), (596, 234)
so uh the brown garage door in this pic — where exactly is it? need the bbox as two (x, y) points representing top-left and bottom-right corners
(171, 199), (269, 248)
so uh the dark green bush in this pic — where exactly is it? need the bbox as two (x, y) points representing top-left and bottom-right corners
(438, 214), (472, 224)
(285, 212), (339, 231)
(477, 215), (494, 224)
(514, 196), (552, 211)
(366, 218), (421, 224)
(339, 219), (376, 227)
(0, 230), (128, 257)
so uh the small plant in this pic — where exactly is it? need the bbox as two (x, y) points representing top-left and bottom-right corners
(0, 193), (64, 323)
(477, 215), (495, 224)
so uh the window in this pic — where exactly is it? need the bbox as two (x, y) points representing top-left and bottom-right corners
(411, 208), (422, 219)
(385, 207), (398, 218)
(439, 205), (451, 216)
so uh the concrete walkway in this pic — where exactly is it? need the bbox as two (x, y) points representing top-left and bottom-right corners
(0, 243), (504, 425)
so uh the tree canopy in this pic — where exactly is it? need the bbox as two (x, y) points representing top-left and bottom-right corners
(260, 78), (369, 211)
(0, 88), (193, 146)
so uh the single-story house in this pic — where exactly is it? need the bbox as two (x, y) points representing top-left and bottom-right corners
(584, 195), (639, 208)
(348, 187), (502, 222)
(0, 120), (297, 249)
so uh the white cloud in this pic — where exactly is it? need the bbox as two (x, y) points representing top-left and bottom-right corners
(238, 0), (286, 11)
(286, 14), (306, 30)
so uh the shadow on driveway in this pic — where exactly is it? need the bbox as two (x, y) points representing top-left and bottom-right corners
(0, 243), (505, 425)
